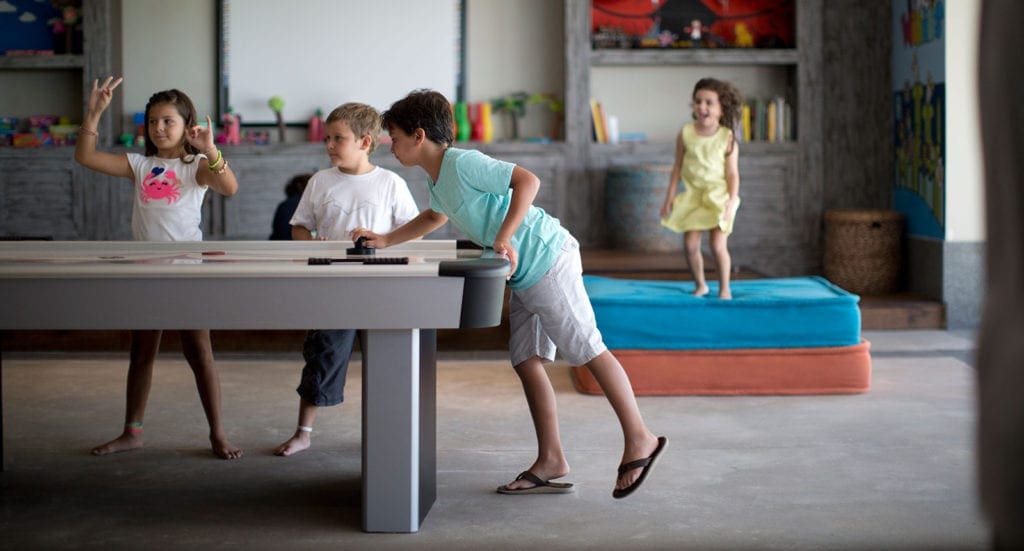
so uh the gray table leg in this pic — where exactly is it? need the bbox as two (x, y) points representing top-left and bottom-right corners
(361, 328), (436, 533)
(1, 332), (4, 472)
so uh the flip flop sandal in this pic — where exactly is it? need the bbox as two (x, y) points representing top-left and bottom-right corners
(496, 470), (575, 495)
(613, 436), (668, 499)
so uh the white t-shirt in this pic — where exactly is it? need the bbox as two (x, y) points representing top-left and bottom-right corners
(290, 166), (419, 240)
(127, 153), (209, 242)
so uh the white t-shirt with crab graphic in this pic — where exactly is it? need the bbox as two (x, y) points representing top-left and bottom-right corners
(127, 153), (209, 241)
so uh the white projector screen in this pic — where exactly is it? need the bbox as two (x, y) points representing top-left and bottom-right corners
(218, 0), (462, 124)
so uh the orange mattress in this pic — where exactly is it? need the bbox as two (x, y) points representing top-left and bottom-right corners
(571, 341), (872, 396)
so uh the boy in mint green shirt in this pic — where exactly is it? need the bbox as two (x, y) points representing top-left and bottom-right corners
(351, 89), (665, 499)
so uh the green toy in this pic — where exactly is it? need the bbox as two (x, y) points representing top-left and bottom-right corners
(268, 96), (286, 143)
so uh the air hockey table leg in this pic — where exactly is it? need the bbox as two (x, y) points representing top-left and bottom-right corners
(360, 328), (437, 533)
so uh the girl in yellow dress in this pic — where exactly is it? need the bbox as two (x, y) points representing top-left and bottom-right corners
(660, 77), (742, 299)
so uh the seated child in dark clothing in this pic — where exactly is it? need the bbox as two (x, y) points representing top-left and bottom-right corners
(269, 174), (311, 240)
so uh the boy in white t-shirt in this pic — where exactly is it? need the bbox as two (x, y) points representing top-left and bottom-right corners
(274, 103), (418, 456)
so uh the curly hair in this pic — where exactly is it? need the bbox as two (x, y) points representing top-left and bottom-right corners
(692, 78), (743, 132)
(381, 89), (453, 146)
(326, 102), (383, 155)
(143, 89), (199, 159)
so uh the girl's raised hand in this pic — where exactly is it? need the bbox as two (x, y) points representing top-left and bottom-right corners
(187, 115), (216, 154)
(87, 76), (123, 115)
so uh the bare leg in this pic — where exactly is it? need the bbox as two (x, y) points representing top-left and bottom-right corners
(499, 356), (571, 490)
(275, 399), (318, 456)
(179, 330), (242, 459)
(684, 231), (708, 296)
(709, 229), (732, 299)
(92, 330), (161, 455)
(584, 350), (660, 491)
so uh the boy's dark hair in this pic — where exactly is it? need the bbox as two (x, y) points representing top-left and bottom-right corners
(143, 89), (199, 159)
(381, 89), (453, 146)
(692, 78), (743, 133)
(326, 103), (382, 154)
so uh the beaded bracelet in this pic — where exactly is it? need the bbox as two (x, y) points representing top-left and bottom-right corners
(211, 158), (229, 175)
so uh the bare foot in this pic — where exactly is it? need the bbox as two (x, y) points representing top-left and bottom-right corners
(693, 284), (710, 297)
(211, 435), (243, 460)
(615, 433), (661, 492)
(274, 432), (311, 457)
(91, 432), (143, 456)
(499, 459), (571, 491)
(718, 289), (732, 300)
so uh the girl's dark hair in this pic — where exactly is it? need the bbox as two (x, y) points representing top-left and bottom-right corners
(692, 78), (743, 132)
(381, 89), (453, 146)
(143, 89), (198, 158)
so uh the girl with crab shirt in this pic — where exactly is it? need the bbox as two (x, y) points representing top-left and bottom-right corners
(74, 77), (243, 460)
(660, 77), (743, 300)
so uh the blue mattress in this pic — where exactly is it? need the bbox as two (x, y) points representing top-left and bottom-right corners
(583, 275), (861, 350)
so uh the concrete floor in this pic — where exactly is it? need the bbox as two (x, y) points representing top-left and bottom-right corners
(1, 330), (989, 550)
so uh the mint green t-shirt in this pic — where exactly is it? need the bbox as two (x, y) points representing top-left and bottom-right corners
(427, 148), (567, 290)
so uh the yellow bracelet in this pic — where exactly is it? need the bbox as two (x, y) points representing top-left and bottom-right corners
(207, 149), (223, 169)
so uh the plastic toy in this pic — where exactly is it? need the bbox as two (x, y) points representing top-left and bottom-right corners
(454, 102), (471, 142)
(220, 108), (241, 145)
(308, 108), (325, 143)
(268, 96), (286, 143)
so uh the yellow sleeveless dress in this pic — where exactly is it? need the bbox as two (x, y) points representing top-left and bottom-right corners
(660, 123), (739, 234)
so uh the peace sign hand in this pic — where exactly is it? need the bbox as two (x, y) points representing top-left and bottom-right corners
(87, 76), (123, 117)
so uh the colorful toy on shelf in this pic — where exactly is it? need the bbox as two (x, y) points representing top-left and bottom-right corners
(268, 96), (286, 143)
(491, 92), (529, 141)
(470, 102), (493, 142)
(218, 107), (241, 145)
(479, 102), (494, 143)
(307, 108), (325, 143)
(527, 93), (563, 142)
(453, 102), (471, 142)
(685, 19), (703, 46)
(133, 112), (146, 146)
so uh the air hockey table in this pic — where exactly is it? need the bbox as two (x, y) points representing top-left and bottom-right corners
(0, 239), (508, 533)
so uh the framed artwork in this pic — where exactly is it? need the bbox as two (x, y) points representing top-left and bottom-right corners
(0, 0), (82, 55)
(592, 0), (794, 49)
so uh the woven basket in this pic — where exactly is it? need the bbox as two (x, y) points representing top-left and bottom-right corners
(823, 209), (904, 295)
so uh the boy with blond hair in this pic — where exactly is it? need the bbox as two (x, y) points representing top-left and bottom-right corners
(275, 102), (419, 456)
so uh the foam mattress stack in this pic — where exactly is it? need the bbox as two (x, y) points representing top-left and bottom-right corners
(571, 276), (871, 396)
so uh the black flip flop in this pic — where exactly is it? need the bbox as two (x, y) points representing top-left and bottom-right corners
(612, 436), (668, 499)
(496, 470), (575, 495)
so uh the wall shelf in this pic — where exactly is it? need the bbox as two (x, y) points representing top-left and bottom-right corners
(0, 55), (85, 70)
(591, 48), (798, 66)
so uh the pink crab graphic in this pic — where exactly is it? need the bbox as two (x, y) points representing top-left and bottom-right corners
(141, 166), (181, 204)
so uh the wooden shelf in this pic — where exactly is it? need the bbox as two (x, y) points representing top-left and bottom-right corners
(589, 140), (799, 157)
(0, 54), (84, 70)
(591, 48), (798, 66)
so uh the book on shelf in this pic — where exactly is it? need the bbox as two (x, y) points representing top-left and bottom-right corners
(590, 99), (608, 144)
(739, 96), (792, 143)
